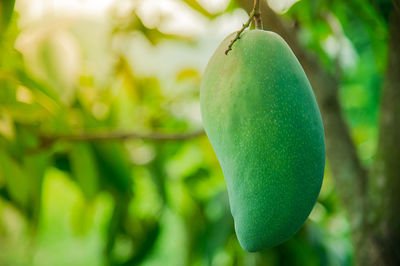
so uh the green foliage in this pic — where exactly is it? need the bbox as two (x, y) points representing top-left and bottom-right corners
(69, 143), (99, 200)
(0, 0), (385, 265)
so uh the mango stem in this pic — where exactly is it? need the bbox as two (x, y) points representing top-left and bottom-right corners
(225, 0), (263, 55)
(253, 0), (263, 30)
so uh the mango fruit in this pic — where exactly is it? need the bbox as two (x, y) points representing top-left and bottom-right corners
(200, 30), (325, 252)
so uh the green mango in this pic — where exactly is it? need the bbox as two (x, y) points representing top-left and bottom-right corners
(200, 30), (325, 252)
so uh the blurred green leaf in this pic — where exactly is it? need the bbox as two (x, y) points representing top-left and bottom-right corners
(69, 143), (99, 200)
(0, 150), (30, 209)
(23, 152), (49, 224)
(122, 220), (160, 266)
(93, 142), (133, 195)
(0, 0), (15, 36)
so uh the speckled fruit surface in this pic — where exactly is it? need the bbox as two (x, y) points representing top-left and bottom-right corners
(200, 30), (325, 252)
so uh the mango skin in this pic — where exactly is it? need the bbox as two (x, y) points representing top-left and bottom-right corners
(200, 30), (325, 252)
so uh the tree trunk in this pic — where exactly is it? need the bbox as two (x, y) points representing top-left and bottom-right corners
(361, 1), (400, 265)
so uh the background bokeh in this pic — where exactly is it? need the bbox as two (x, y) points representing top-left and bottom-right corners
(0, 0), (395, 265)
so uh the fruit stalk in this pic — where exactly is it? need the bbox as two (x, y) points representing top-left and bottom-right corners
(253, 0), (262, 30)
(225, 0), (263, 55)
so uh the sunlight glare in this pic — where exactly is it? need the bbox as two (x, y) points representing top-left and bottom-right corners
(268, 0), (300, 14)
(197, 0), (230, 14)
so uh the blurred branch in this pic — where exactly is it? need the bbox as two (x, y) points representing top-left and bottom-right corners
(236, 0), (367, 223)
(39, 129), (205, 148)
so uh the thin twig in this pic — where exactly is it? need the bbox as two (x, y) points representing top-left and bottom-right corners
(225, 0), (262, 55)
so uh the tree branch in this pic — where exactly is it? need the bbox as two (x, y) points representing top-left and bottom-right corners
(372, 0), (400, 222)
(366, 2), (400, 264)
